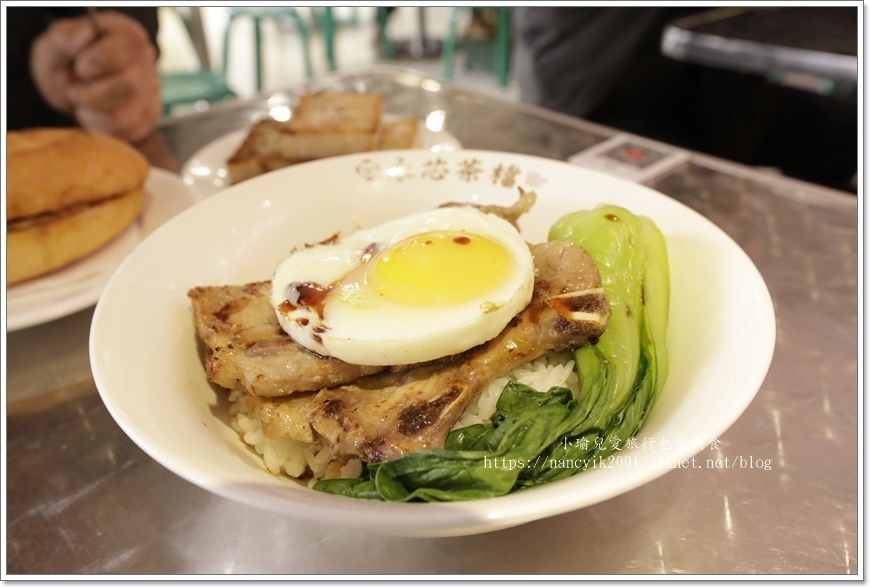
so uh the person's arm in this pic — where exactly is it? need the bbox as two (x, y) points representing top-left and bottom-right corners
(30, 9), (161, 144)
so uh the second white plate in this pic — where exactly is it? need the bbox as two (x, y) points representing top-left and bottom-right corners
(7, 169), (199, 332)
(181, 121), (462, 198)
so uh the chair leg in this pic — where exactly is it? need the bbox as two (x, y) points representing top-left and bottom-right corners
(254, 17), (263, 91)
(286, 9), (315, 78)
(376, 7), (396, 61)
(222, 14), (232, 79)
(175, 7), (194, 45)
(299, 21), (314, 78)
(443, 7), (464, 80)
(320, 7), (336, 71)
(495, 8), (511, 87)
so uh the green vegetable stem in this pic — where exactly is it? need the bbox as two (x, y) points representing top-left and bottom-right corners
(315, 205), (670, 501)
(526, 206), (670, 485)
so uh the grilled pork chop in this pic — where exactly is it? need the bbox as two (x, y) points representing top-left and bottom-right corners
(248, 240), (610, 463)
(189, 282), (384, 396)
(189, 194), (537, 398)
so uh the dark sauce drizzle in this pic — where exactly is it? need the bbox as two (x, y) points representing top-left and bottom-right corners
(279, 281), (333, 320)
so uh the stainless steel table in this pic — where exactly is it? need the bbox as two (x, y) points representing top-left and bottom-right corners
(6, 66), (858, 576)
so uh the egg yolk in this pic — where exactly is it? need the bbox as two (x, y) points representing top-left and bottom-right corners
(365, 231), (514, 307)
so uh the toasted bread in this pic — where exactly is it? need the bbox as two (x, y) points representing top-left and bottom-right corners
(290, 92), (383, 135)
(227, 153), (308, 185)
(238, 116), (380, 162)
(8, 189), (143, 284)
(380, 118), (420, 150)
(242, 93), (383, 161)
(226, 120), (314, 184)
(227, 93), (427, 185)
(7, 128), (148, 284)
(8, 128), (149, 221)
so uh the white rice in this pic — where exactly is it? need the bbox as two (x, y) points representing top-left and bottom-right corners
(452, 352), (579, 429)
(229, 352), (579, 483)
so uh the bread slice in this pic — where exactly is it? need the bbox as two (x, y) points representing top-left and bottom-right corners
(225, 156), (267, 185)
(290, 92), (383, 135)
(7, 128), (149, 221)
(226, 120), (314, 184)
(247, 93), (383, 161)
(380, 118), (420, 150)
(6, 128), (149, 284)
(227, 155), (306, 185)
(7, 189), (143, 284)
(226, 95), (428, 185)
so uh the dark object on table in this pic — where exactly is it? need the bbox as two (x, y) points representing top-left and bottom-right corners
(669, 7), (856, 57)
(662, 7), (857, 95)
(662, 6), (858, 192)
(514, 7), (857, 192)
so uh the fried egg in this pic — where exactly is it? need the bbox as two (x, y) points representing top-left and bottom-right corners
(270, 206), (535, 366)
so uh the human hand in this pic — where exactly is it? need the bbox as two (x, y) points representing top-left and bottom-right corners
(30, 10), (162, 144)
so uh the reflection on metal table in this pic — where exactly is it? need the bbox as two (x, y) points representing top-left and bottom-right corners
(5, 66), (858, 576)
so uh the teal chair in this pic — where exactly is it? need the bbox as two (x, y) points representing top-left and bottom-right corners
(160, 8), (236, 115)
(443, 7), (512, 87)
(311, 7), (337, 71)
(321, 6), (360, 27)
(160, 71), (236, 115)
(375, 7), (397, 60)
(222, 7), (314, 92)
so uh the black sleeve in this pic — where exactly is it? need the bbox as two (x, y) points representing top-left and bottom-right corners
(111, 6), (160, 56)
(5, 7), (159, 132)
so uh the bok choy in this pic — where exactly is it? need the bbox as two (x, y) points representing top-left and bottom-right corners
(314, 205), (670, 501)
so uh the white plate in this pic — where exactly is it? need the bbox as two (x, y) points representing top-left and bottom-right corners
(181, 120), (463, 198)
(90, 151), (776, 537)
(8, 169), (199, 332)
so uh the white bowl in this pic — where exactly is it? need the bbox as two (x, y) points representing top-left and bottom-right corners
(90, 150), (775, 537)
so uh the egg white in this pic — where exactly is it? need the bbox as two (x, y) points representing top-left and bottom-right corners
(270, 206), (535, 366)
